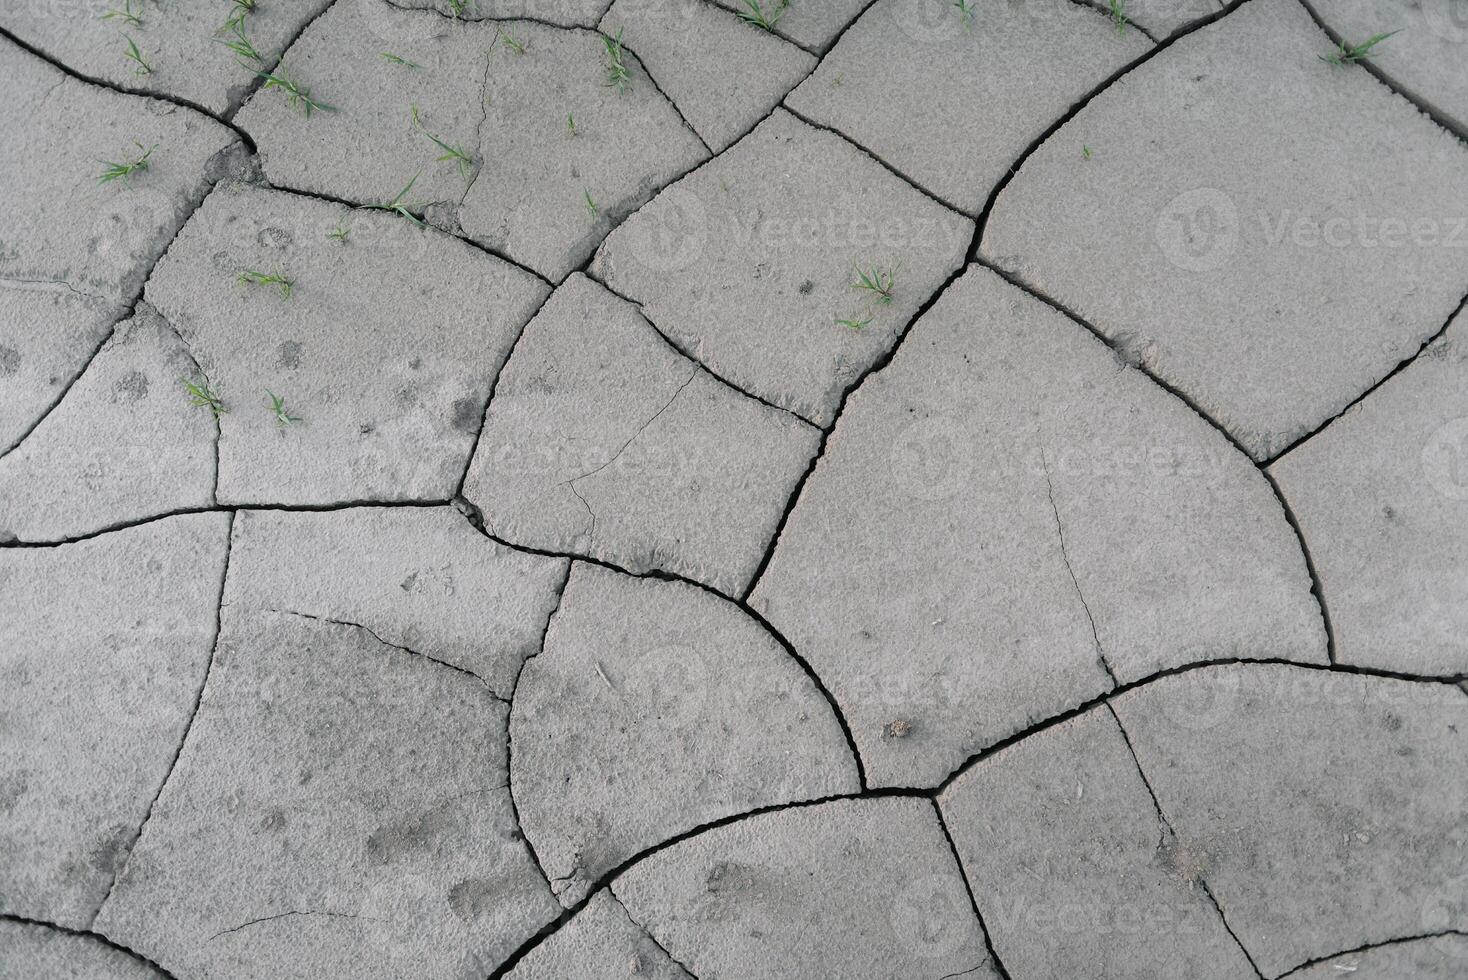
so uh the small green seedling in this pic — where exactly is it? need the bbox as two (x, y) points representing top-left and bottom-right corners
(1082, 144), (1093, 160)
(411, 105), (472, 180)
(215, 21), (264, 64)
(381, 52), (421, 68)
(952, 0), (974, 28)
(223, 0), (256, 31)
(361, 172), (426, 226)
(252, 64), (334, 116)
(100, 0), (142, 27)
(121, 33), (152, 75)
(496, 27), (527, 54)
(566, 113), (577, 136)
(851, 262), (898, 305)
(181, 375), (227, 416)
(327, 220), (349, 242)
(602, 28), (630, 92)
(1320, 30), (1399, 66)
(584, 189), (598, 218)
(237, 269), (294, 298)
(446, 0), (466, 17)
(267, 390), (304, 426)
(835, 315), (872, 331)
(1109, 0), (1127, 34)
(97, 141), (156, 187)
(736, 0), (789, 31)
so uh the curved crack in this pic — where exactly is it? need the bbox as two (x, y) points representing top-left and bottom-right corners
(0, 913), (180, 980)
(1040, 444), (1119, 686)
(1274, 929), (1468, 979)
(207, 908), (380, 943)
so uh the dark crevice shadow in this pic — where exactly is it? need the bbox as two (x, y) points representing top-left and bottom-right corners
(0, 913), (181, 980)
(930, 799), (1018, 980)
(1274, 929), (1468, 979)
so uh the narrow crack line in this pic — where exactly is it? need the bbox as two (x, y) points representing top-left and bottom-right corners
(207, 908), (379, 943)
(1104, 703), (1266, 979)
(225, 0), (347, 126)
(611, 33), (713, 156)
(564, 370), (697, 488)
(688, 0), (819, 56)
(151, 306), (222, 505)
(0, 913), (181, 980)
(975, 257), (1338, 664)
(589, 273), (818, 427)
(779, 103), (971, 218)
(0, 275), (104, 300)
(91, 511), (235, 928)
(1040, 445), (1118, 687)
(380, 1), (606, 33)
(934, 655), (1466, 794)
(254, 178), (554, 289)
(567, 481), (597, 542)
(454, 282), (562, 499)
(1293, 0), (1467, 144)
(1, 500), (453, 549)
(1075, 0), (1163, 43)
(263, 608), (508, 702)
(930, 799), (1017, 980)
(0, 317), (121, 461)
(456, 46), (496, 208)
(0, 25), (257, 153)
(1266, 286), (1468, 467)
(484, 785), (926, 980)
(503, 562), (572, 898)
(610, 892), (702, 979)
(971, 0), (1255, 249)
(1274, 929), (1468, 979)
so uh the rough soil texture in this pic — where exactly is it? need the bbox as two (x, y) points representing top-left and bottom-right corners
(2, 0), (1466, 977)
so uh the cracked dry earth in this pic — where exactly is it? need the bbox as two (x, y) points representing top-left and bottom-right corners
(3, 0), (1468, 978)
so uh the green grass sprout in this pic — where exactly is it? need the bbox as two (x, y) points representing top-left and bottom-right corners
(567, 113), (577, 136)
(1320, 30), (1399, 66)
(215, 21), (264, 65)
(182, 375), (227, 416)
(836, 315), (872, 331)
(584, 188), (598, 218)
(97, 141), (156, 187)
(1082, 144), (1093, 160)
(252, 63), (334, 116)
(360, 172), (426, 226)
(603, 28), (630, 92)
(851, 261), (899, 305)
(736, 0), (789, 31)
(495, 26), (527, 54)
(237, 269), (295, 298)
(267, 390), (304, 426)
(328, 220), (349, 242)
(411, 104), (472, 180)
(381, 52), (421, 68)
(121, 33), (152, 75)
(1109, 0), (1128, 34)
(100, 0), (142, 27)
(952, 0), (974, 28)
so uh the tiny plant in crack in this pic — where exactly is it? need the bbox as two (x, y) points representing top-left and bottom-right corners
(1320, 30), (1399, 66)
(360, 172), (426, 226)
(495, 27), (527, 55)
(237, 269), (295, 298)
(252, 64), (334, 116)
(381, 52), (421, 69)
(181, 375), (227, 416)
(215, 21), (265, 66)
(603, 28), (630, 92)
(736, 0), (789, 32)
(1109, 0), (1128, 35)
(851, 261), (899, 305)
(224, 0), (256, 31)
(267, 390), (304, 426)
(100, 0), (142, 27)
(97, 141), (155, 187)
(445, 0), (467, 17)
(121, 33), (152, 75)
(411, 105), (472, 181)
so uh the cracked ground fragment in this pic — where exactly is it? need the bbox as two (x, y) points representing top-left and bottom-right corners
(504, 889), (690, 980)
(512, 563), (859, 907)
(1110, 664), (1468, 978)
(235, 0), (708, 282)
(706, 0), (869, 50)
(226, 506), (568, 698)
(0, 38), (237, 454)
(786, 0), (1151, 214)
(142, 181), (547, 506)
(613, 797), (999, 979)
(980, 0), (1468, 461)
(0, 920), (164, 980)
(750, 265), (1325, 789)
(0, 512), (230, 927)
(1271, 306), (1468, 677)
(463, 273), (819, 594)
(1288, 935), (1468, 979)
(939, 706), (1257, 980)
(94, 603), (560, 978)
(600, 0), (816, 153)
(0, 0), (333, 116)
(1310, 0), (1468, 135)
(592, 109), (974, 426)
(0, 307), (213, 542)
